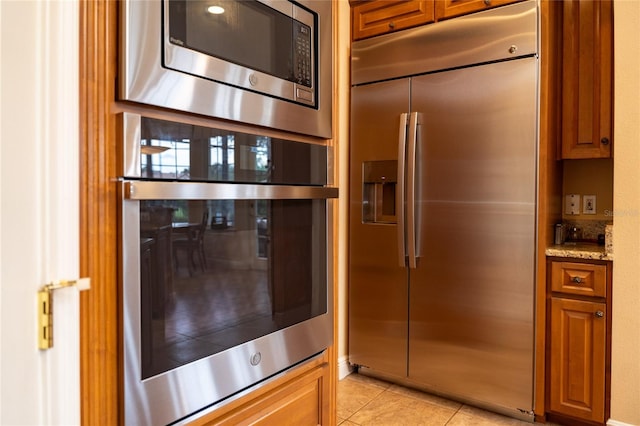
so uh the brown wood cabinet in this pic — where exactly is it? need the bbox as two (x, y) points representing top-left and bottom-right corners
(435, 0), (521, 21)
(187, 355), (330, 426)
(351, 0), (524, 41)
(351, 1), (434, 40)
(547, 258), (611, 424)
(560, 0), (613, 159)
(550, 261), (607, 298)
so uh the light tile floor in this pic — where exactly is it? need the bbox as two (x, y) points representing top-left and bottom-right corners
(338, 373), (543, 426)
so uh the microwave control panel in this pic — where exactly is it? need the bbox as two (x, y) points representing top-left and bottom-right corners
(294, 22), (312, 88)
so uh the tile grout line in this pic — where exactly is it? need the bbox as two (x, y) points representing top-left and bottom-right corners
(343, 383), (388, 426)
(443, 403), (465, 425)
(353, 386), (390, 424)
(347, 379), (463, 426)
(340, 375), (539, 426)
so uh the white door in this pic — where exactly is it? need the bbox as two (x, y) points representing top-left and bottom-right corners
(0, 1), (81, 424)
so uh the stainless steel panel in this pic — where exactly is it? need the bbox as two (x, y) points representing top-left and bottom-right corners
(408, 58), (537, 413)
(351, 0), (538, 86)
(120, 0), (332, 138)
(349, 79), (410, 378)
(124, 180), (338, 200)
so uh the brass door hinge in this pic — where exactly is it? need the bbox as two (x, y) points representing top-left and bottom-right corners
(38, 278), (91, 350)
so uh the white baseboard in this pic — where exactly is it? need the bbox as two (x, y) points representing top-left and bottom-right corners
(337, 355), (354, 380)
(607, 419), (638, 426)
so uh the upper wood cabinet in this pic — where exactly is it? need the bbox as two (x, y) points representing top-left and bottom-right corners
(351, 1), (435, 41)
(560, 0), (613, 159)
(435, 0), (521, 21)
(350, 0), (524, 41)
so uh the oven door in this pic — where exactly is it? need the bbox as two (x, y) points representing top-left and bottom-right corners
(121, 180), (336, 425)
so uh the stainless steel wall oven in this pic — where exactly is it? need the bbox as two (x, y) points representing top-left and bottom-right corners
(119, 0), (333, 138)
(118, 113), (336, 425)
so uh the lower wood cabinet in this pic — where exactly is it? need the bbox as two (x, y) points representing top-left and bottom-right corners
(547, 258), (611, 425)
(549, 297), (606, 422)
(187, 355), (330, 426)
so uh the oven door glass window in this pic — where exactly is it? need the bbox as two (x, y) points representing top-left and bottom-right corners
(139, 197), (327, 379)
(139, 117), (327, 185)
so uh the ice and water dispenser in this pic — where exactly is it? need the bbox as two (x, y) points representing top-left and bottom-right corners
(362, 160), (397, 224)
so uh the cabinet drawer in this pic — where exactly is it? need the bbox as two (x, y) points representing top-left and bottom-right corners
(550, 261), (606, 298)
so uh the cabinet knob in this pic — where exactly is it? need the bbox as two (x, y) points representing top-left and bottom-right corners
(601, 137), (610, 145)
(571, 276), (583, 284)
(484, 0), (491, 5)
(388, 21), (395, 29)
(594, 310), (604, 318)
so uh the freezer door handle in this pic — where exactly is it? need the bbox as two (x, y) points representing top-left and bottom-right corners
(407, 112), (420, 269)
(397, 113), (409, 267)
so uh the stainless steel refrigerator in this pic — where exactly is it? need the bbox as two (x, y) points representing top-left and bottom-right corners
(349, 1), (538, 419)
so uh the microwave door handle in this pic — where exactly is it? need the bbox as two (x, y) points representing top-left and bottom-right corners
(406, 112), (420, 269)
(123, 181), (339, 200)
(397, 113), (409, 268)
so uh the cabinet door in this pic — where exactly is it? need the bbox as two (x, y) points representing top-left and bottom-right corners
(549, 298), (606, 423)
(435, 0), (521, 21)
(352, 1), (434, 41)
(561, 0), (613, 159)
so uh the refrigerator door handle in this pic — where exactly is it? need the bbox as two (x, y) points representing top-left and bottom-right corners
(397, 113), (409, 267)
(407, 112), (420, 269)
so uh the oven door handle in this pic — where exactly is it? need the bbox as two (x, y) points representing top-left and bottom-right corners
(123, 180), (339, 200)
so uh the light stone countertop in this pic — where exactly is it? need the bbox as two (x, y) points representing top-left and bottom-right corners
(545, 243), (613, 261)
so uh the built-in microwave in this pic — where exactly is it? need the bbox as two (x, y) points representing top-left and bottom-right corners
(119, 0), (333, 138)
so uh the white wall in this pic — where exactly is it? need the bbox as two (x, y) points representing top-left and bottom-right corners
(0, 1), (80, 424)
(610, 1), (640, 424)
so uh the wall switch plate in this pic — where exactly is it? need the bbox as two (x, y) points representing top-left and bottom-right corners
(565, 194), (581, 215)
(583, 195), (597, 215)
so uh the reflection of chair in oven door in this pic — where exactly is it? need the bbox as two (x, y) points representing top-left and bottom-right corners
(172, 210), (209, 276)
(139, 206), (175, 319)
